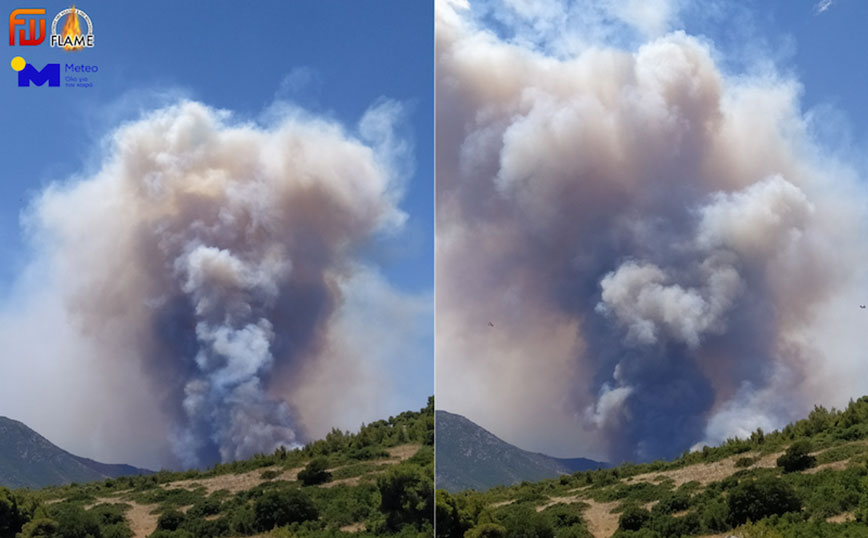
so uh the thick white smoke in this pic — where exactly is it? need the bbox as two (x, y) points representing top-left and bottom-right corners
(437, 0), (868, 462)
(0, 99), (429, 469)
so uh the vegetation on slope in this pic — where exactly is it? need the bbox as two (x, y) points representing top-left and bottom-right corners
(1, 397), (434, 538)
(436, 396), (868, 538)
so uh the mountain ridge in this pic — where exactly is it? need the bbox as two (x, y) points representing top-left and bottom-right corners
(435, 409), (606, 492)
(0, 415), (151, 489)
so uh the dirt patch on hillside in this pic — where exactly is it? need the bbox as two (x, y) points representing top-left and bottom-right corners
(804, 459), (852, 474)
(625, 451), (782, 488)
(340, 522), (367, 533)
(387, 444), (422, 461)
(582, 500), (620, 538)
(535, 495), (583, 512)
(827, 511), (855, 523)
(127, 502), (160, 538)
(165, 466), (302, 494)
(320, 475), (369, 488)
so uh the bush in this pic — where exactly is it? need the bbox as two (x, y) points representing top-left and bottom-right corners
(260, 469), (280, 481)
(16, 518), (59, 538)
(727, 477), (802, 525)
(156, 509), (186, 531)
(698, 499), (729, 533)
(735, 456), (757, 468)
(436, 490), (473, 538)
(498, 506), (554, 538)
(377, 465), (434, 531)
(0, 487), (34, 538)
(46, 504), (104, 538)
(297, 457), (331, 486)
(465, 523), (508, 538)
(253, 488), (318, 531)
(776, 441), (816, 473)
(618, 505), (651, 531)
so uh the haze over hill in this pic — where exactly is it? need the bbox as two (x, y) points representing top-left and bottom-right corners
(435, 410), (605, 492)
(0, 416), (150, 489)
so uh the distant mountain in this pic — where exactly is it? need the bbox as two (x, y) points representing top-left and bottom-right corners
(0, 416), (151, 489)
(435, 410), (606, 492)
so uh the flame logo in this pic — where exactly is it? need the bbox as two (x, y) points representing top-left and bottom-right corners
(61, 6), (82, 51)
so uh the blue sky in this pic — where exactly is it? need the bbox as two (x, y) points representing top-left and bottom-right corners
(0, 1), (433, 461)
(681, 0), (868, 154)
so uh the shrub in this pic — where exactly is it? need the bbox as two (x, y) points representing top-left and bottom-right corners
(253, 488), (318, 531)
(735, 456), (757, 468)
(297, 457), (331, 486)
(49, 504), (103, 538)
(260, 469), (280, 481)
(698, 499), (729, 533)
(776, 441), (816, 473)
(498, 505), (554, 538)
(618, 505), (651, 531)
(465, 523), (508, 538)
(0, 491), (24, 538)
(727, 477), (802, 525)
(156, 509), (186, 531)
(377, 465), (434, 530)
(16, 518), (59, 538)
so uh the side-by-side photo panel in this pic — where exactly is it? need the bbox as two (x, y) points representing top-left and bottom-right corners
(435, 1), (868, 536)
(0, 2), (433, 537)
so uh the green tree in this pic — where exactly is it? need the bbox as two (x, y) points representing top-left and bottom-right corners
(253, 488), (318, 531)
(727, 477), (802, 525)
(48, 504), (102, 538)
(377, 465), (434, 531)
(618, 505), (651, 532)
(297, 457), (331, 486)
(498, 506), (553, 538)
(776, 440), (816, 473)
(436, 490), (473, 538)
(0, 487), (33, 538)
(16, 518), (59, 538)
(155, 510), (185, 531)
(464, 523), (507, 538)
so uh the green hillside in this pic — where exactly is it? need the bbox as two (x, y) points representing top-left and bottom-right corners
(436, 411), (605, 492)
(436, 396), (868, 538)
(0, 417), (150, 489)
(0, 398), (433, 538)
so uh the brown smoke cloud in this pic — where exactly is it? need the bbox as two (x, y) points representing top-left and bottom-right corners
(0, 100), (429, 469)
(436, 0), (868, 462)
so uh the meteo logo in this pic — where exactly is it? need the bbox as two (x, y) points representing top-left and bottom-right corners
(9, 8), (46, 45)
(10, 56), (59, 87)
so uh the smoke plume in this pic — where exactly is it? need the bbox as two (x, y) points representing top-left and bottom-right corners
(0, 100), (429, 469)
(436, 0), (868, 462)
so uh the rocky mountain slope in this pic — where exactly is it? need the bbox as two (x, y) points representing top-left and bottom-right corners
(0, 416), (150, 489)
(435, 410), (605, 492)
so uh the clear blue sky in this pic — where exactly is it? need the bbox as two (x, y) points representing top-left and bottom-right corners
(0, 1), (433, 413)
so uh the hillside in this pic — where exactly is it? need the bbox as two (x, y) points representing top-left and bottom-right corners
(0, 398), (434, 538)
(436, 410), (605, 492)
(436, 396), (868, 538)
(0, 416), (150, 489)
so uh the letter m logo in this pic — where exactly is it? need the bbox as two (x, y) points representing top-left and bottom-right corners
(18, 63), (60, 87)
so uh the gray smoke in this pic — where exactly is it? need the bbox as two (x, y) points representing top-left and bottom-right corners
(436, 0), (868, 462)
(0, 99), (427, 469)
